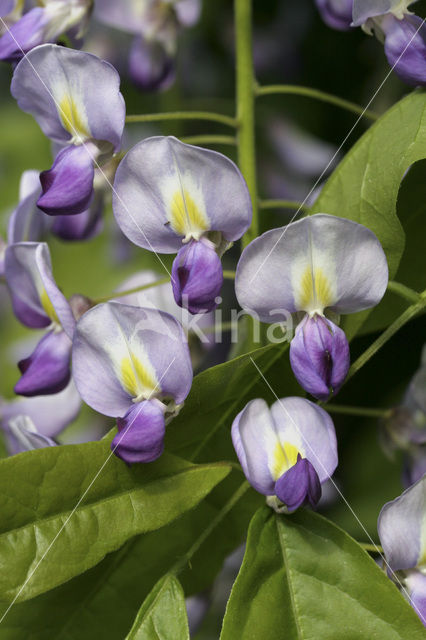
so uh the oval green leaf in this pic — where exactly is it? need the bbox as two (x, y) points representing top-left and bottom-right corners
(221, 507), (426, 639)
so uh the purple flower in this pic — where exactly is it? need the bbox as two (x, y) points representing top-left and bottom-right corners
(315, 0), (354, 31)
(113, 136), (252, 314)
(95, 0), (200, 91)
(11, 44), (125, 216)
(5, 242), (76, 396)
(7, 170), (49, 244)
(378, 476), (426, 626)
(232, 397), (338, 512)
(72, 302), (193, 464)
(0, 381), (81, 455)
(352, 0), (418, 27)
(236, 214), (388, 400)
(0, 0), (92, 62)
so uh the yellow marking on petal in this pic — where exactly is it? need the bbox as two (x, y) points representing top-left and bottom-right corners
(168, 188), (209, 241)
(298, 266), (334, 314)
(40, 289), (59, 325)
(270, 441), (300, 481)
(58, 95), (90, 141)
(121, 353), (158, 400)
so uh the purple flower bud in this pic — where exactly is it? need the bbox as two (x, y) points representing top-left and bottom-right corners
(171, 238), (223, 314)
(382, 14), (426, 86)
(315, 0), (354, 31)
(111, 399), (166, 465)
(37, 144), (96, 216)
(128, 35), (175, 92)
(51, 192), (104, 240)
(290, 314), (350, 401)
(275, 454), (322, 512)
(15, 330), (72, 397)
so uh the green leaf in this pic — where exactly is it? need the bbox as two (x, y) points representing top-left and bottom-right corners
(125, 575), (189, 640)
(0, 475), (254, 639)
(311, 89), (426, 338)
(221, 507), (425, 639)
(0, 440), (230, 604)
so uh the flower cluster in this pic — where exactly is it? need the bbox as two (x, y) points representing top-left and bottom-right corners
(315, 0), (426, 86)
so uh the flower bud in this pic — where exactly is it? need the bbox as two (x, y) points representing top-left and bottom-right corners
(171, 237), (223, 314)
(315, 0), (354, 31)
(290, 314), (350, 401)
(128, 36), (175, 92)
(274, 454), (322, 512)
(111, 399), (166, 465)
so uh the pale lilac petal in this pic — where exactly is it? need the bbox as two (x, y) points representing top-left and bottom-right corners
(113, 136), (252, 253)
(352, 0), (416, 26)
(231, 398), (277, 495)
(0, 1), (15, 16)
(275, 455), (321, 511)
(5, 415), (57, 455)
(315, 0), (353, 30)
(405, 570), (426, 627)
(128, 36), (175, 91)
(175, 0), (201, 26)
(72, 302), (192, 417)
(383, 14), (426, 87)
(111, 399), (166, 464)
(236, 214), (388, 321)
(269, 397), (338, 484)
(94, 0), (146, 34)
(37, 144), (95, 216)
(11, 44), (125, 149)
(378, 475), (426, 572)
(290, 315), (350, 400)
(402, 448), (426, 488)
(8, 171), (48, 244)
(15, 329), (72, 397)
(0, 8), (49, 62)
(171, 238), (223, 314)
(0, 379), (81, 442)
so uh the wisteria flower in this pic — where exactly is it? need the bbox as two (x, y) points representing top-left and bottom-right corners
(5, 241), (76, 396)
(232, 397), (338, 512)
(378, 476), (426, 626)
(11, 44), (125, 216)
(0, 380), (81, 455)
(0, 0), (24, 36)
(352, 0), (426, 86)
(235, 214), (388, 400)
(72, 301), (193, 464)
(113, 136), (252, 314)
(0, 0), (92, 62)
(95, 0), (200, 91)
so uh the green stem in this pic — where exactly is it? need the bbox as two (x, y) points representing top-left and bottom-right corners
(180, 134), (237, 146)
(125, 111), (237, 128)
(347, 292), (426, 382)
(223, 269), (236, 280)
(235, 0), (258, 247)
(93, 277), (170, 304)
(171, 480), (250, 575)
(359, 542), (384, 553)
(324, 404), (391, 419)
(256, 84), (379, 121)
(259, 198), (308, 212)
(387, 280), (422, 304)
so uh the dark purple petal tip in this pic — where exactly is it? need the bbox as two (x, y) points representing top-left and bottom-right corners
(275, 455), (322, 512)
(290, 315), (350, 401)
(37, 145), (95, 216)
(14, 330), (72, 397)
(171, 238), (223, 314)
(111, 400), (166, 465)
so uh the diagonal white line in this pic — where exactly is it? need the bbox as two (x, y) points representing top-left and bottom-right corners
(249, 356), (424, 622)
(0, 357), (176, 625)
(249, 17), (426, 285)
(0, 16), (173, 282)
